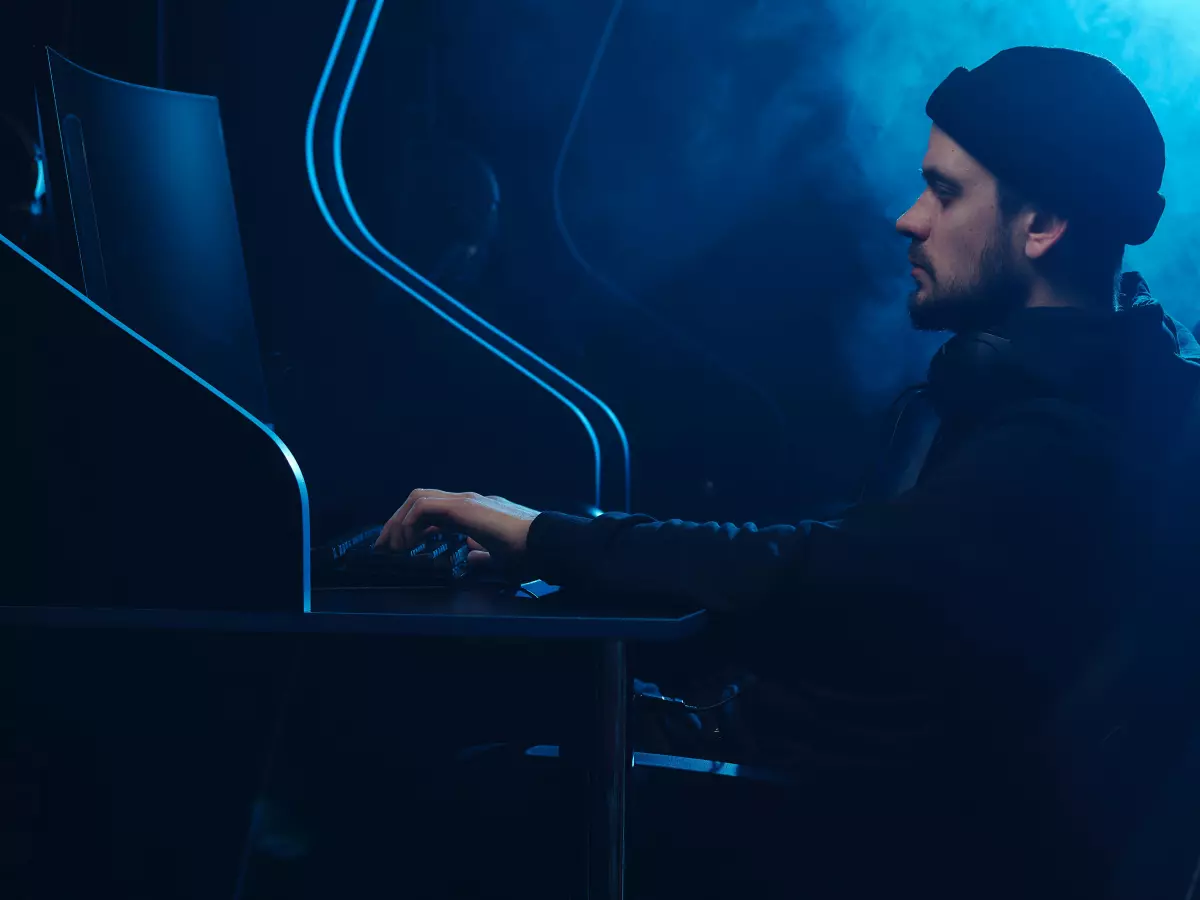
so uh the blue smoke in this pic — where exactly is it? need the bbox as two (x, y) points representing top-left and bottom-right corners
(444, 0), (1200, 405)
(833, 0), (1200, 329)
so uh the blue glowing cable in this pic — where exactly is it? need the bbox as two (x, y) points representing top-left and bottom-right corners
(551, 0), (791, 439)
(333, 0), (630, 512)
(307, 0), (627, 510)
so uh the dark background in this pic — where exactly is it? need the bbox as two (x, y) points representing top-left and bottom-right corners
(0, 0), (929, 536)
(3, 4), (1200, 897)
(3, 0), (1198, 535)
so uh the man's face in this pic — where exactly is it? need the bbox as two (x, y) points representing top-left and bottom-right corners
(896, 126), (1029, 333)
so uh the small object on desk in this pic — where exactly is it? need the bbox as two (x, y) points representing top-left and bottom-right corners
(516, 580), (560, 599)
(311, 526), (472, 588)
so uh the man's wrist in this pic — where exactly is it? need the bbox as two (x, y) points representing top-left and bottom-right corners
(524, 511), (594, 585)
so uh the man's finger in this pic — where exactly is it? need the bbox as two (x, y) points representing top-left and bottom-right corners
(376, 490), (418, 548)
(377, 489), (446, 549)
(380, 494), (418, 550)
(376, 490), (495, 551)
(396, 495), (463, 550)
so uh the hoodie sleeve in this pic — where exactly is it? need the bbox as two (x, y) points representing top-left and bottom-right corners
(526, 401), (1114, 628)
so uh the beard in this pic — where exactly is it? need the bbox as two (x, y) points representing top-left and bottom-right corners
(907, 225), (1029, 333)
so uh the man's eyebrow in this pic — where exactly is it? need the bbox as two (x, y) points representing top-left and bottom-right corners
(920, 167), (963, 192)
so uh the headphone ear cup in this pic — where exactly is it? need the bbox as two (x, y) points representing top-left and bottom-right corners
(939, 331), (1013, 368)
(930, 331), (1012, 379)
(928, 331), (1014, 413)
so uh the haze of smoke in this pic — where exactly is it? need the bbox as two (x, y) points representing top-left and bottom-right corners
(451, 0), (1200, 402)
(833, 0), (1200, 330)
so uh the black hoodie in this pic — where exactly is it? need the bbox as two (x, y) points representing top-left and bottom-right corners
(529, 273), (1196, 653)
(526, 274), (1200, 893)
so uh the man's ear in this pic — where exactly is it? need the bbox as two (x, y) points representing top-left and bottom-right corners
(1025, 209), (1069, 260)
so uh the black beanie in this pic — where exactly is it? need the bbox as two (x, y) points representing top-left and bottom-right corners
(926, 47), (1166, 246)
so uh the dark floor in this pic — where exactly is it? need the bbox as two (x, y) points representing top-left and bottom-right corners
(0, 628), (1017, 900)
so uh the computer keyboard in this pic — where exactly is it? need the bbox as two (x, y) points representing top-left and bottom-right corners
(311, 526), (473, 588)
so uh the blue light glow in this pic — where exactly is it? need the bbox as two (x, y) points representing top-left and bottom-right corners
(33, 155), (46, 203)
(523, 744), (787, 781)
(831, 0), (1200, 331)
(309, 0), (632, 511)
(0, 231), (312, 611)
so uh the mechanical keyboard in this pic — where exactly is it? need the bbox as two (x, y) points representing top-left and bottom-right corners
(311, 526), (473, 588)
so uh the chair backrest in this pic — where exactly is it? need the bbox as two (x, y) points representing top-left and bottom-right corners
(36, 47), (273, 425)
(1046, 372), (1200, 898)
(1109, 729), (1200, 900)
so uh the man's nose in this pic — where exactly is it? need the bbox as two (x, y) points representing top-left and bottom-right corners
(896, 204), (927, 241)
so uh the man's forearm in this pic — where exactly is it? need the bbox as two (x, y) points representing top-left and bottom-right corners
(526, 510), (831, 610)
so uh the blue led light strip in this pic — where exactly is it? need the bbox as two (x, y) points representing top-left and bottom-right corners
(0, 232), (312, 611)
(308, 0), (632, 511)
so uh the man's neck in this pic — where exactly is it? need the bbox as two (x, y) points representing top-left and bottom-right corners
(1025, 279), (1083, 310)
(1024, 279), (1115, 313)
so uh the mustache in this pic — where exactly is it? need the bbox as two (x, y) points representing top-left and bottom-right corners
(908, 250), (932, 273)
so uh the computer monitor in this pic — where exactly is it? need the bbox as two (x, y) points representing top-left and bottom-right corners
(37, 47), (273, 425)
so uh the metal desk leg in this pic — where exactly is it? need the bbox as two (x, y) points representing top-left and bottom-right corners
(588, 639), (628, 900)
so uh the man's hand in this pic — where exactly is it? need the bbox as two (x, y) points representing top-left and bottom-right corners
(375, 489), (541, 570)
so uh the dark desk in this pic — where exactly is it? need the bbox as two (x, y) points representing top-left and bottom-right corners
(0, 588), (706, 900)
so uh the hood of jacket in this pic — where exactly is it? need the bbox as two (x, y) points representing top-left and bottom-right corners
(927, 272), (1200, 450)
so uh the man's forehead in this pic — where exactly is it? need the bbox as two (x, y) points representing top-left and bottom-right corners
(922, 125), (987, 184)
